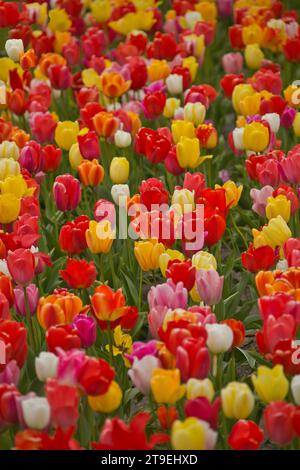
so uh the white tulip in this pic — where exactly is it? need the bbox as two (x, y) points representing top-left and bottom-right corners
(291, 375), (300, 405)
(22, 397), (51, 430)
(166, 74), (183, 95)
(185, 11), (202, 30)
(128, 355), (161, 395)
(111, 184), (130, 206)
(183, 102), (206, 126)
(35, 352), (58, 382)
(232, 127), (245, 151)
(0, 141), (19, 161)
(206, 324), (233, 354)
(262, 113), (280, 133)
(114, 130), (132, 148)
(0, 260), (11, 278)
(5, 39), (24, 62)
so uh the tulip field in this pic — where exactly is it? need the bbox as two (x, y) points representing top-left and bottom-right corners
(1, 0), (300, 453)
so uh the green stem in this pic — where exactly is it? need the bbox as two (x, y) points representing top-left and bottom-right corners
(24, 286), (37, 354)
(138, 267), (143, 311)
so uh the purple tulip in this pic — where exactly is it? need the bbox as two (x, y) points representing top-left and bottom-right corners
(196, 269), (224, 306)
(281, 106), (297, 129)
(0, 360), (20, 386)
(72, 314), (96, 348)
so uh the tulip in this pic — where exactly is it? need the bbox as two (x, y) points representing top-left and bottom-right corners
(1, 174), (32, 199)
(77, 131), (100, 160)
(250, 186), (274, 217)
(206, 324), (233, 354)
(35, 352), (59, 382)
(183, 103), (206, 127)
(186, 378), (215, 402)
(252, 365), (289, 403)
(0, 141), (19, 160)
(45, 378), (79, 429)
(114, 130), (132, 148)
(266, 195), (291, 222)
(263, 401), (295, 446)
(59, 215), (89, 255)
(228, 420), (264, 450)
(243, 122), (269, 152)
(164, 98), (180, 118)
(166, 74), (183, 95)
(78, 159), (104, 187)
(172, 188), (195, 212)
(196, 269), (224, 305)
(171, 120), (195, 144)
(111, 184), (130, 206)
(7, 248), (35, 286)
(0, 193), (20, 224)
(134, 239), (165, 272)
(196, 123), (218, 149)
(171, 417), (217, 450)
(176, 338), (210, 382)
(110, 157), (129, 184)
(21, 397), (50, 431)
(69, 143), (83, 170)
(100, 72), (131, 99)
(281, 106), (297, 129)
(53, 174), (81, 211)
(86, 220), (115, 254)
(48, 64), (72, 90)
(14, 284), (39, 317)
(291, 375), (300, 405)
(78, 356), (115, 396)
(222, 52), (243, 74)
(159, 249), (185, 277)
(232, 84), (255, 115)
(151, 368), (185, 404)
(54, 121), (80, 151)
(88, 381), (122, 413)
(252, 215), (292, 250)
(5, 39), (24, 61)
(0, 360), (20, 386)
(245, 44), (264, 69)
(60, 258), (97, 289)
(263, 113), (280, 134)
(185, 396), (220, 430)
(221, 382), (255, 419)
(148, 279), (188, 310)
(166, 259), (196, 292)
(129, 355), (161, 395)
(72, 314), (96, 348)
(293, 113), (300, 137)
(93, 112), (119, 138)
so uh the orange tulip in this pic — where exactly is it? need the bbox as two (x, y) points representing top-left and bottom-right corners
(255, 269), (300, 299)
(39, 53), (66, 77)
(20, 49), (37, 70)
(78, 159), (104, 187)
(37, 292), (88, 329)
(11, 128), (30, 148)
(100, 72), (131, 98)
(92, 112), (119, 137)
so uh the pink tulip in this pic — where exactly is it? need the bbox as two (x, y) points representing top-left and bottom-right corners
(188, 306), (217, 325)
(0, 361), (20, 386)
(222, 53), (243, 74)
(56, 349), (87, 387)
(29, 112), (57, 143)
(148, 279), (188, 310)
(125, 340), (158, 364)
(7, 248), (36, 286)
(250, 186), (274, 217)
(148, 306), (168, 339)
(14, 284), (39, 317)
(280, 152), (300, 185)
(284, 238), (300, 267)
(185, 397), (221, 430)
(128, 355), (161, 395)
(72, 314), (96, 348)
(196, 269), (224, 306)
(53, 174), (81, 211)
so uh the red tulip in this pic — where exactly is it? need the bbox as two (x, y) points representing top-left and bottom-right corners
(263, 401), (295, 446)
(228, 420), (264, 450)
(139, 178), (169, 211)
(48, 64), (72, 90)
(157, 405), (178, 430)
(142, 91), (166, 120)
(241, 244), (279, 273)
(166, 259), (196, 291)
(75, 87), (99, 109)
(77, 130), (100, 160)
(176, 337), (210, 382)
(59, 215), (89, 255)
(92, 412), (169, 450)
(7, 248), (36, 286)
(260, 95), (287, 115)
(204, 210), (226, 246)
(256, 314), (297, 355)
(283, 38), (300, 62)
(8, 89), (27, 115)
(147, 32), (177, 60)
(41, 145), (62, 173)
(0, 319), (28, 369)
(53, 174), (81, 212)
(29, 112), (57, 144)
(135, 128), (170, 164)
(80, 102), (105, 129)
(46, 324), (82, 353)
(77, 356), (114, 396)
(258, 292), (300, 322)
(185, 397), (221, 430)
(60, 258), (97, 289)
(127, 57), (148, 91)
(220, 73), (245, 98)
(0, 273), (14, 306)
(229, 24), (244, 49)
(0, 383), (20, 426)
(284, 238), (300, 267)
(46, 378), (79, 429)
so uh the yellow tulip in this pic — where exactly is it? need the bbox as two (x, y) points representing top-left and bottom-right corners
(0, 58), (17, 83)
(245, 44), (264, 70)
(284, 84), (300, 109)
(0, 141), (19, 160)
(88, 381), (122, 413)
(147, 60), (170, 82)
(109, 11), (155, 35)
(0, 175), (33, 199)
(192, 251), (217, 270)
(215, 180), (243, 209)
(48, 8), (71, 33)
(159, 249), (185, 277)
(266, 195), (291, 223)
(176, 137), (201, 169)
(243, 122), (269, 152)
(134, 239), (165, 271)
(252, 365), (289, 403)
(232, 84), (255, 115)
(109, 157), (129, 184)
(55, 121), (80, 151)
(221, 382), (254, 419)
(86, 220), (115, 254)
(163, 98), (180, 119)
(242, 25), (264, 46)
(0, 158), (20, 181)
(151, 368), (185, 404)
(195, 1), (217, 21)
(171, 418), (207, 450)
(0, 193), (20, 224)
(171, 120), (195, 144)
(54, 32), (72, 54)
(82, 68), (102, 90)
(172, 188), (195, 214)
(26, 2), (48, 26)
(182, 56), (198, 82)
(252, 215), (291, 249)
(90, 0), (112, 23)
(69, 143), (83, 170)
(239, 93), (261, 116)
(293, 113), (300, 137)
(186, 378), (215, 402)
(189, 284), (201, 302)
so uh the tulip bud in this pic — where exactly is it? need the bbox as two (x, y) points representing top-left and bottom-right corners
(5, 39), (24, 62)
(72, 314), (96, 348)
(232, 128), (245, 151)
(14, 284), (39, 317)
(292, 375), (300, 405)
(196, 269), (224, 305)
(184, 103), (206, 126)
(53, 174), (81, 211)
(186, 378), (215, 402)
(221, 382), (254, 419)
(69, 143), (83, 170)
(172, 188), (195, 213)
(111, 184), (130, 206)
(166, 74), (183, 95)
(0, 141), (19, 160)
(245, 44), (264, 69)
(114, 130), (132, 148)
(205, 324), (233, 354)
(21, 397), (51, 430)
(35, 352), (59, 382)
(109, 157), (129, 184)
(88, 381), (122, 413)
